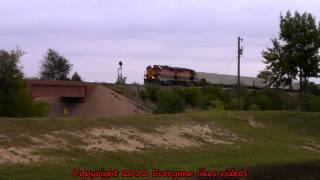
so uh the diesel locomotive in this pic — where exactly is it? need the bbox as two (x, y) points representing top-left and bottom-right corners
(144, 65), (198, 85)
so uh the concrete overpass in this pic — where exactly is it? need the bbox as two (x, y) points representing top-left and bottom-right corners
(25, 79), (96, 99)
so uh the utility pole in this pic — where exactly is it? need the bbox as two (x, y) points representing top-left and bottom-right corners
(237, 36), (244, 110)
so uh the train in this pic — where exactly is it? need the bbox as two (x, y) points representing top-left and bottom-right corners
(144, 65), (199, 85)
(144, 65), (268, 89)
(143, 65), (301, 92)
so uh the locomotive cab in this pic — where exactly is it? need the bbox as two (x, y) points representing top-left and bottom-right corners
(144, 65), (196, 86)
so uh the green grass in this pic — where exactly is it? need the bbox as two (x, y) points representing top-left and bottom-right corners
(0, 110), (320, 179)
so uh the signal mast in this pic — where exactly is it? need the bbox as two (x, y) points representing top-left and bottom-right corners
(116, 61), (126, 84)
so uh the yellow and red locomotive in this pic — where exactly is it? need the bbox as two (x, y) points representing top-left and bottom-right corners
(144, 65), (197, 85)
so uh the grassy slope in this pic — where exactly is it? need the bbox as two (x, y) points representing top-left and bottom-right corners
(0, 111), (319, 179)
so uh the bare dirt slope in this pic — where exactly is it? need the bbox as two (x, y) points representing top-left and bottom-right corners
(44, 85), (147, 118)
(0, 121), (244, 164)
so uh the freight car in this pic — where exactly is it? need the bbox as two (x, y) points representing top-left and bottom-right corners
(144, 65), (197, 85)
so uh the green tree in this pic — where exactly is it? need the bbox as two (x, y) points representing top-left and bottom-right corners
(0, 49), (48, 117)
(257, 70), (273, 86)
(40, 49), (72, 80)
(71, 72), (82, 81)
(262, 11), (320, 93)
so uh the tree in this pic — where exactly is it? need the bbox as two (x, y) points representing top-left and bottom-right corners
(71, 72), (82, 81)
(40, 49), (72, 80)
(0, 49), (48, 117)
(257, 70), (273, 86)
(262, 11), (320, 93)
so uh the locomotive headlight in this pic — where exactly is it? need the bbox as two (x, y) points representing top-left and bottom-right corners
(152, 76), (155, 79)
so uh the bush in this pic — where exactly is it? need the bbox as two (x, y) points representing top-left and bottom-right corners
(248, 104), (261, 111)
(156, 89), (186, 113)
(0, 80), (49, 117)
(201, 85), (224, 100)
(279, 93), (299, 111)
(144, 84), (160, 102)
(181, 87), (201, 106)
(255, 95), (273, 110)
(224, 86), (250, 110)
(225, 97), (246, 110)
(198, 94), (217, 109)
(32, 101), (50, 117)
(304, 81), (320, 96)
(196, 86), (225, 109)
(211, 100), (225, 110)
(302, 93), (320, 112)
(258, 88), (287, 110)
(139, 89), (148, 102)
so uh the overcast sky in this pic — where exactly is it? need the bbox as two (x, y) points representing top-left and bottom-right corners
(1, 0), (320, 83)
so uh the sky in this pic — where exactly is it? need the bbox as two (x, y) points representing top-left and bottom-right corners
(1, 0), (320, 83)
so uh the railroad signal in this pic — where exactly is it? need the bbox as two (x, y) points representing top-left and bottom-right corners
(116, 61), (126, 84)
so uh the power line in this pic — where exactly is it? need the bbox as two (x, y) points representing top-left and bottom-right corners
(214, 57), (237, 74)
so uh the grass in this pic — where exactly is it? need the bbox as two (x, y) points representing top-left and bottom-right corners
(0, 110), (319, 179)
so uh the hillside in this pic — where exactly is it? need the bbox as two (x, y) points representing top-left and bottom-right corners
(0, 111), (319, 179)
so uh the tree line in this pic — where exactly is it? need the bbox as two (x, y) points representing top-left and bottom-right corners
(140, 83), (320, 113)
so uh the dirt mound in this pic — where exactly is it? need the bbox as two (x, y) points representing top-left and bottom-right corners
(42, 85), (147, 118)
(72, 123), (244, 152)
(0, 122), (244, 164)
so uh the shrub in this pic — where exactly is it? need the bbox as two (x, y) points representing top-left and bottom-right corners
(255, 95), (273, 110)
(32, 101), (50, 117)
(144, 84), (160, 102)
(201, 85), (224, 100)
(198, 94), (218, 109)
(156, 89), (186, 113)
(302, 93), (320, 112)
(258, 88), (286, 110)
(139, 89), (148, 102)
(304, 81), (320, 96)
(248, 104), (261, 111)
(181, 87), (201, 106)
(279, 93), (299, 111)
(225, 97), (246, 110)
(211, 100), (225, 110)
